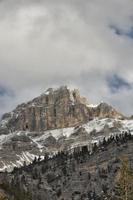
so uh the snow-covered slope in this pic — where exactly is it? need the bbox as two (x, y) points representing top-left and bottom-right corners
(0, 117), (133, 172)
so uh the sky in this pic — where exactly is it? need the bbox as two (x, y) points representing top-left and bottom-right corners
(0, 0), (133, 117)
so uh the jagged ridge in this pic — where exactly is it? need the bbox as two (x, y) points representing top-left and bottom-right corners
(0, 86), (128, 172)
(0, 86), (123, 134)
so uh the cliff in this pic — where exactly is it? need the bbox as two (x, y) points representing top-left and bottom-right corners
(0, 86), (123, 133)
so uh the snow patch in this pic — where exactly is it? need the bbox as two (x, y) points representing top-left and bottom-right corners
(87, 104), (99, 108)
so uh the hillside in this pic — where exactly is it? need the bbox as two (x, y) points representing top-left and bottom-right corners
(0, 132), (133, 200)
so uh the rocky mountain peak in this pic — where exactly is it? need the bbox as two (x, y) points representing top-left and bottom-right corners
(0, 86), (129, 172)
(41, 86), (89, 105)
(0, 86), (123, 134)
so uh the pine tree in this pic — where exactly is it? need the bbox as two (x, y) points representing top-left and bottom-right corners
(114, 157), (133, 200)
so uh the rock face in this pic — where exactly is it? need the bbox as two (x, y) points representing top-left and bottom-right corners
(93, 102), (123, 119)
(0, 86), (123, 133)
(0, 86), (126, 172)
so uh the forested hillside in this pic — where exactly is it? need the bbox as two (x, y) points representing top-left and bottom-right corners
(0, 132), (133, 200)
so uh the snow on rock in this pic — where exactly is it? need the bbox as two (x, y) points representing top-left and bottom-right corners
(83, 118), (115, 133)
(0, 152), (39, 172)
(0, 132), (16, 148)
(33, 127), (75, 143)
(0, 118), (10, 128)
(0, 118), (133, 172)
(121, 120), (133, 132)
(0, 161), (18, 172)
(87, 104), (99, 108)
(16, 152), (37, 165)
(0, 112), (14, 128)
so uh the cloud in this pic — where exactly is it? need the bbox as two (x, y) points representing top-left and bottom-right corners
(0, 85), (14, 117)
(107, 74), (131, 93)
(110, 25), (133, 39)
(0, 0), (133, 116)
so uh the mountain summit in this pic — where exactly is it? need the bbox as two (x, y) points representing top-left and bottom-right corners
(0, 86), (128, 171)
(0, 86), (123, 134)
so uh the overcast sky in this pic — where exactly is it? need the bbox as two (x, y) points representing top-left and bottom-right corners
(0, 0), (133, 117)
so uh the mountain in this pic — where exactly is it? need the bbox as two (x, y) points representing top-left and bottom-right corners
(0, 86), (132, 172)
(0, 86), (123, 133)
(0, 132), (133, 200)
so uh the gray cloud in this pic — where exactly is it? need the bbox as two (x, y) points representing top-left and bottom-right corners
(0, 0), (133, 116)
(107, 74), (131, 93)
